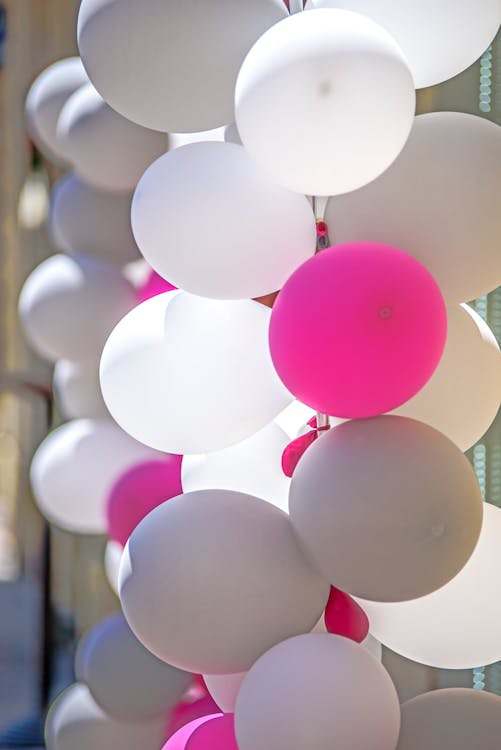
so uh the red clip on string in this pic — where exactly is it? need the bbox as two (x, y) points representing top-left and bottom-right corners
(281, 416), (330, 478)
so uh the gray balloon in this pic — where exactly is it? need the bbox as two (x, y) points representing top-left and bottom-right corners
(289, 416), (483, 602)
(77, 614), (192, 721)
(119, 489), (330, 674)
(397, 688), (501, 750)
(50, 174), (140, 263)
(235, 633), (400, 750)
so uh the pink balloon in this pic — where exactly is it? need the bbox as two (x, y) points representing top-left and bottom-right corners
(106, 457), (183, 546)
(324, 587), (369, 643)
(162, 714), (222, 750)
(138, 268), (176, 303)
(186, 715), (238, 750)
(269, 243), (447, 418)
(167, 695), (221, 738)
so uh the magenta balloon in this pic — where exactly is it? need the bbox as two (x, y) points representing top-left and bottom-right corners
(162, 715), (222, 750)
(137, 269), (177, 303)
(106, 458), (183, 547)
(185, 715), (238, 750)
(269, 243), (447, 418)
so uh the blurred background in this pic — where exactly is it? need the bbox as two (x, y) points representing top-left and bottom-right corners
(0, 1), (499, 747)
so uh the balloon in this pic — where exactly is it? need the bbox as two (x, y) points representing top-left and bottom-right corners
(289, 416), (483, 602)
(324, 587), (369, 643)
(163, 715), (222, 750)
(49, 174), (140, 263)
(167, 698), (221, 740)
(19, 253), (135, 363)
(104, 540), (122, 596)
(394, 304), (501, 451)
(77, 615), (191, 721)
(168, 128), (226, 150)
(307, 0), (501, 88)
(53, 359), (108, 420)
(235, 9), (415, 196)
(25, 57), (88, 165)
(235, 634), (400, 750)
(131, 142), (316, 299)
(106, 457), (183, 547)
(186, 715), (238, 750)
(45, 684), (166, 750)
(100, 292), (292, 454)
(203, 674), (246, 714)
(30, 418), (163, 534)
(357, 504), (501, 669)
(325, 112), (501, 304)
(77, 0), (288, 132)
(269, 243), (447, 418)
(57, 83), (167, 193)
(137, 269), (176, 303)
(397, 688), (501, 750)
(119, 490), (329, 674)
(224, 124), (242, 146)
(181, 423), (290, 513)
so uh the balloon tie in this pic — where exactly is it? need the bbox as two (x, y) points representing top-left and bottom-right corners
(282, 416), (331, 477)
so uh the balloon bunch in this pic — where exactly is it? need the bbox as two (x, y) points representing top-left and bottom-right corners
(20, 1), (501, 749)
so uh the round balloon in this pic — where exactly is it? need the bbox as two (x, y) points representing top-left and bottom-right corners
(203, 673), (246, 714)
(119, 490), (329, 673)
(100, 292), (292, 454)
(107, 457), (183, 546)
(269, 243), (447, 418)
(325, 112), (501, 304)
(163, 715), (222, 750)
(77, 615), (191, 721)
(235, 9), (415, 196)
(30, 418), (164, 534)
(53, 359), (108, 420)
(307, 0), (500, 88)
(186, 715), (238, 750)
(25, 57), (88, 165)
(77, 0), (288, 132)
(131, 142), (316, 299)
(394, 304), (501, 451)
(235, 634), (400, 750)
(104, 540), (122, 596)
(57, 83), (167, 192)
(49, 174), (140, 263)
(397, 688), (501, 750)
(19, 253), (135, 363)
(181, 422), (290, 513)
(289, 416), (483, 601)
(357, 503), (501, 669)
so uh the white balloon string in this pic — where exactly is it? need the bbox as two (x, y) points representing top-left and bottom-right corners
(312, 194), (330, 433)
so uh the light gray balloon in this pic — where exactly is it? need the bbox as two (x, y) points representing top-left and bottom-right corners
(77, 0), (288, 133)
(289, 416), (483, 602)
(49, 174), (140, 263)
(45, 683), (166, 750)
(397, 688), (501, 750)
(235, 633), (400, 750)
(77, 614), (191, 721)
(25, 57), (88, 165)
(18, 253), (135, 363)
(325, 112), (501, 303)
(119, 489), (329, 674)
(57, 83), (167, 193)
(53, 359), (108, 420)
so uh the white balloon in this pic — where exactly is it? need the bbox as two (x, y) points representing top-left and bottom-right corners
(131, 142), (316, 299)
(49, 174), (140, 263)
(168, 127), (226, 150)
(357, 504), (501, 670)
(235, 9), (415, 196)
(394, 305), (501, 451)
(19, 253), (136, 363)
(311, 617), (382, 661)
(100, 292), (292, 454)
(203, 672), (246, 714)
(25, 57), (88, 165)
(119, 490), (329, 674)
(77, 615), (191, 721)
(181, 422), (291, 513)
(77, 0), (288, 132)
(104, 540), (122, 596)
(45, 683), (166, 750)
(235, 634), (400, 750)
(325, 112), (501, 303)
(53, 359), (108, 420)
(30, 418), (164, 534)
(307, 0), (501, 88)
(57, 84), (167, 193)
